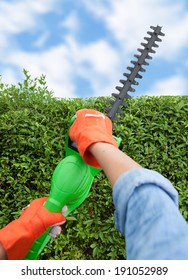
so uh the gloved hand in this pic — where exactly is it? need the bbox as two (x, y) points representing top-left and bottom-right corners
(69, 109), (118, 168)
(0, 197), (66, 260)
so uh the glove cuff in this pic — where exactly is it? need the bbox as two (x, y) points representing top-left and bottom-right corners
(0, 220), (34, 260)
(77, 127), (118, 168)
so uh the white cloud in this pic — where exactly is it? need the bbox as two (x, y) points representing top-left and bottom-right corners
(27, 1), (60, 14)
(0, 2), (34, 34)
(65, 36), (121, 97)
(145, 75), (187, 96)
(0, 0), (60, 48)
(33, 31), (49, 48)
(0, 0), (59, 32)
(3, 45), (76, 98)
(80, 0), (110, 19)
(0, 0), (78, 97)
(2, 35), (120, 98)
(78, 40), (119, 74)
(60, 12), (80, 34)
(0, 68), (19, 86)
(82, 0), (188, 58)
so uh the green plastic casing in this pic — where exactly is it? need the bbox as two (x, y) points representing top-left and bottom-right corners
(25, 115), (121, 259)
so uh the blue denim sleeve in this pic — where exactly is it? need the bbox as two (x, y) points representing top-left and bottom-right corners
(112, 168), (188, 259)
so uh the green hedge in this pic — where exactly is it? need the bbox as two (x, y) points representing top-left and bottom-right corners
(0, 72), (188, 259)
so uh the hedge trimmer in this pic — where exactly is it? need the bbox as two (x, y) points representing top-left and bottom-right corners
(25, 25), (164, 260)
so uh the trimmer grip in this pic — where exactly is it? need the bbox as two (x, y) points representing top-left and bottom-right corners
(25, 154), (100, 259)
(24, 228), (51, 260)
(25, 194), (66, 260)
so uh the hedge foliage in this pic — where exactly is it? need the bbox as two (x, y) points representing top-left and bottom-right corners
(0, 72), (188, 259)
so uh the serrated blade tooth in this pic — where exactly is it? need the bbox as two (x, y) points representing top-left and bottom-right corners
(119, 79), (126, 85)
(127, 66), (134, 72)
(146, 54), (152, 60)
(109, 99), (115, 106)
(134, 54), (140, 59)
(123, 73), (130, 79)
(150, 25), (156, 30)
(132, 80), (139, 85)
(114, 116), (120, 121)
(141, 42), (147, 47)
(159, 31), (165, 36)
(112, 93), (119, 98)
(122, 101), (128, 107)
(124, 93), (132, 99)
(129, 87), (135, 92)
(136, 73), (142, 79)
(131, 60), (137, 66)
(153, 43), (159, 48)
(104, 107), (110, 114)
(142, 60), (149, 66)
(144, 36), (150, 42)
(147, 31), (153, 36)
(116, 86), (123, 91)
(149, 48), (156, 54)
(139, 66), (146, 72)
(117, 108), (124, 114)
(137, 48), (144, 53)
(155, 37), (162, 42)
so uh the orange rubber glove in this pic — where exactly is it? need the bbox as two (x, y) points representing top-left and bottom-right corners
(0, 197), (66, 260)
(69, 109), (118, 168)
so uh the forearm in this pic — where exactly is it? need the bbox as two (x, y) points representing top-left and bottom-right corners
(89, 142), (142, 187)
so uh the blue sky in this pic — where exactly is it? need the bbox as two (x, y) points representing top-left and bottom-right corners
(0, 0), (188, 99)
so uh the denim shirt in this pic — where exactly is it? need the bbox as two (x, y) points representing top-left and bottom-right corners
(112, 168), (188, 259)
